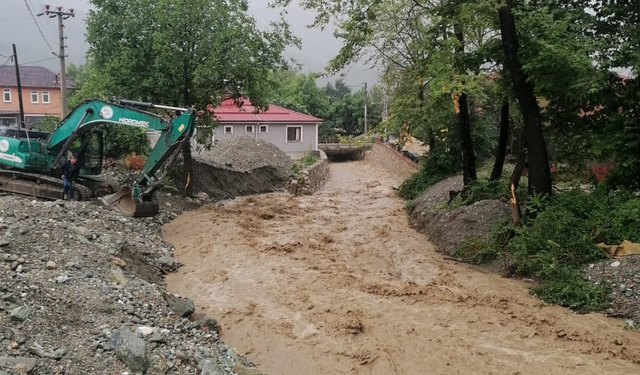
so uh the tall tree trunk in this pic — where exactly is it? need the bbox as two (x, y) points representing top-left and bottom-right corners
(454, 23), (477, 186)
(498, 0), (552, 196)
(179, 54), (194, 197)
(490, 100), (511, 181)
(510, 131), (526, 226)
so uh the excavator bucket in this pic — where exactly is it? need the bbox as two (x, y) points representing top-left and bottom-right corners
(100, 186), (159, 217)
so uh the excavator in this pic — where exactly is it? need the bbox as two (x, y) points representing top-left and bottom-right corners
(0, 98), (196, 217)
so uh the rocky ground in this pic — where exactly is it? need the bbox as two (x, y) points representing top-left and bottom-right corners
(586, 255), (640, 321)
(0, 194), (262, 375)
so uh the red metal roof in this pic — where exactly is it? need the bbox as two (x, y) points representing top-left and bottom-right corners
(213, 97), (322, 123)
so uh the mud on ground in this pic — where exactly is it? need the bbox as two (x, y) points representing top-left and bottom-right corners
(164, 160), (640, 375)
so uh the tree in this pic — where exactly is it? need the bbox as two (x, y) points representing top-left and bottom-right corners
(83, 0), (296, 192)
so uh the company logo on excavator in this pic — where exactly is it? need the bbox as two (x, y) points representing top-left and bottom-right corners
(100, 105), (114, 120)
(0, 139), (9, 153)
(118, 118), (150, 128)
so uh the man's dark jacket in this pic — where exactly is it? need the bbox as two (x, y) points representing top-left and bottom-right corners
(61, 161), (80, 181)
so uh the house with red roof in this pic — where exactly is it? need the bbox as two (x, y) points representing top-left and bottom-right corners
(207, 97), (323, 159)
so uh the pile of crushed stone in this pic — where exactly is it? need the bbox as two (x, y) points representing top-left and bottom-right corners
(0, 195), (262, 375)
(585, 256), (640, 320)
(186, 136), (293, 201)
(193, 136), (292, 178)
(406, 175), (510, 256)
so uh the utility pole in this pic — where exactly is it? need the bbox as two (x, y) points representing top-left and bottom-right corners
(12, 44), (25, 129)
(363, 82), (368, 135)
(38, 5), (75, 117)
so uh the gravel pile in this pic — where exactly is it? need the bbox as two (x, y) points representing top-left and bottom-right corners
(0, 195), (261, 375)
(585, 255), (640, 320)
(406, 175), (510, 257)
(193, 136), (292, 179)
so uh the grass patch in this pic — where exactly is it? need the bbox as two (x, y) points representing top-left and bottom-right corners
(447, 178), (528, 209)
(302, 153), (317, 167)
(291, 154), (318, 175)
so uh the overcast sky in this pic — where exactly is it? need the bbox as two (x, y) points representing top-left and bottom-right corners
(0, 0), (379, 89)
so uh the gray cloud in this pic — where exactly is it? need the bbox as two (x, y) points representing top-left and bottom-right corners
(0, 0), (378, 88)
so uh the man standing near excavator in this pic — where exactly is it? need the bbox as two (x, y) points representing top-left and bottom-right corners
(61, 155), (80, 200)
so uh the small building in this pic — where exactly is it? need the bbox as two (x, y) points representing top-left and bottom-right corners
(0, 66), (74, 128)
(207, 98), (322, 159)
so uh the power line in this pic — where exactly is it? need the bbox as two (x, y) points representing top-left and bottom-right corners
(36, 0), (58, 36)
(0, 57), (13, 69)
(24, 0), (55, 52)
(0, 52), (10, 58)
(21, 56), (58, 65)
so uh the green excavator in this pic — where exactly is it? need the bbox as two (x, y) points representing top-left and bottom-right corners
(0, 98), (196, 217)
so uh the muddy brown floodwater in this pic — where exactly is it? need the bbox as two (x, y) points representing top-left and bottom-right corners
(164, 161), (640, 375)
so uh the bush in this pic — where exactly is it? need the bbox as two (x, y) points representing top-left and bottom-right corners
(302, 154), (317, 167)
(398, 149), (461, 200)
(123, 153), (145, 171)
(448, 178), (528, 209)
(493, 187), (640, 312)
(103, 126), (151, 159)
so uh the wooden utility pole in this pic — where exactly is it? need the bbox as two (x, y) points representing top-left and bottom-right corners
(38, 5), (75, 117)
(12, 44), (25, 129)
(364, 82), (368, 135)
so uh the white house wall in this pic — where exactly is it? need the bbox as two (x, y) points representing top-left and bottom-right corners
(212, 123), (318, 157)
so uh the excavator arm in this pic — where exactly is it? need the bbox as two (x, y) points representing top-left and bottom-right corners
(47, 98), (196, 216)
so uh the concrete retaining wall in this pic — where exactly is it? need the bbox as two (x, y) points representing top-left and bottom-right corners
(287, 150), (330, 195)
(365, 143), (419, 180)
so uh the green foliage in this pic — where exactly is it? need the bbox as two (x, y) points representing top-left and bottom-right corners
(291, 163), (300, 175)
(454, 238), (502, 265)
(102, 127), (151, 159)
(398, 143), (461, 200)
(82, 0), (297, 154)
(34, 115), (61, 133)
(448, 179), (515, 209)
(302, 153), (317, 167)
(504, 188), (640, 311)
(531, 270), (610, 313)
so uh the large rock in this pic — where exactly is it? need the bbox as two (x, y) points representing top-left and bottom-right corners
(111, 328), (149, 374)
(201, 359), (225, 375)
(10, 305), (32, 321)
(0, 357), (37, 373)
(163, 293), (195, 317)
(69, 225), (92, 239)
(109, 267), (128, 288)
(158, 256), (176, 268)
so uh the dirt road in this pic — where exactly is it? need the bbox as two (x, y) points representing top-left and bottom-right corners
(164, 161), (640, 375)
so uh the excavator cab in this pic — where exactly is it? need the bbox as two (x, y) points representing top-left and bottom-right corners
(73, 129), (104, 176)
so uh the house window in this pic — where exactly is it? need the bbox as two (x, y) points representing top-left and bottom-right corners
(286, 126), (302, 143)
(245, 125), (254, 134)
(224, 126), (233, 135)
(42, 91), (50, 104)
(0, 116), (17, 127)
(31, 91), (38, 103)
(3, 88), (10, 103)
(259, 125), (268, 134)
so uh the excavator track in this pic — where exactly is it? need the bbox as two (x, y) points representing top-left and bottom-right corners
(0, 170), (93, 201)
